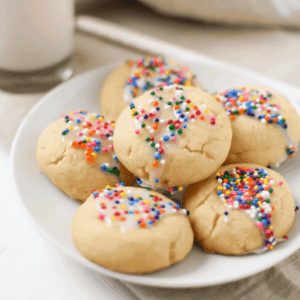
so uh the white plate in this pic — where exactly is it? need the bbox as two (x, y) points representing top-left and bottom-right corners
(10, 61), (300, 288)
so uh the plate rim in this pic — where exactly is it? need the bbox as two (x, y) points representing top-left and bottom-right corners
(9, 64), (300, 288)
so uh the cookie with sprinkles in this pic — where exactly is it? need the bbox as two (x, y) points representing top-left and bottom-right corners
(72, 186), (194, 274)
(36, 110), (135, 202)
(213, 84), (300, 167)
(100, 56), (202, 121)
(113, 85), (232, 190)
(183, 163), (295, 255)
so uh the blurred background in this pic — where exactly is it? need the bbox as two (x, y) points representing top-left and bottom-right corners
(76, 0), (300, 86)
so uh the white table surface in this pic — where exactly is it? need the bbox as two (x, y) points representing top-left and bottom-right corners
(2, 5), (300, 299)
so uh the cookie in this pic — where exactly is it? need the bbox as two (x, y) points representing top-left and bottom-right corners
(113, 85), (232, 190)
(213, 85), (300, 166)
(36, 110), (134, 202)
(72, 186), (193, 274)
(183, 164), (296, 255)
(100, 56), (202, 121)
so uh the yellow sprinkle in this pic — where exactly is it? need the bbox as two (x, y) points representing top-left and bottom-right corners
(120, 192), (127, 198)
(212, 95), (217, 99)
(235, 175), (240, 178)
(204, 109), (209, 114)
(111, 123), (115, 128)
(217, 186), (223, 191)
(135, 194), (141, 198)
(165, 70), (169, 75)
(120, 204), (127, 209)
(265, 176), (269, 180)
(189, 103), (195, 108)
(89, 115), (95, 119)
(69, 126), (74, 130)
(144, 199), (151, 205)
(259, 203), (263, 207)
(256, 194), (261, 198)
(111, 216), (116, 221)
(243, 178), (247, 182)
(178, 186), (183, 192)
(283, 115), (287, 119)
(69, 111), (73, 115)
(270, 101), (274, 105)
(106, 185), (111, 189)
(223, 200), (227, 203)
(131, 108), (136, 113)
(151, 192), (156, 196)
(134, 216), (140, 220)
(99, 117), (104, 122)
(269, 245), (274, 250)
(239, 96), (244, 101)
(257, 201), (262, 205)
(226, 191), (231, 195)
(91, 153), (97, 158)
(236, 179), (241, 184)
(269, 225), (273, 230)
(216, 173), (220, 176)
(254, 186), (258, 190)
(264, 111), (268, 115)
(231, 187), (234, 190)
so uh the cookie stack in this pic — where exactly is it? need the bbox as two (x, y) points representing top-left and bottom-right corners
(36, 56), (300, 274)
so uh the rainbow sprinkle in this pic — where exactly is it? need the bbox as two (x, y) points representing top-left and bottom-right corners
(130, 85), (216, 190)
(93, 186), (189, 232)
(216, 167), (277, 251)
(124, 56), (196, 102)
(213, 87), (296, 160)
(60, 110), (122, 181)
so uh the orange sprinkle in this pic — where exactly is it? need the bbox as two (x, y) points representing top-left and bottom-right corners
(200, 115), (205, 121)
(230, 115), (235, 120)
(134, 210), (140, 214)
(86, 155), (94, 163)
(119, 216), (126, 222)
(152, 161), (158, 167)
(271, 206), (275, 211)
(86, 147), (93, 153)
(239, 109), (245, 114)
(289, 154), (294, 158)
(152, 124), (159, 130)
(80, 143), (86, 149)
(193, 106), (198, 110)
(140, 221), (147, 228)
(223, 179), (228, 183)
(152, 101), (159, 107)
(160, 209), (165, 214)
(72, 141), (78, 148)
(174, 105), (180, 110)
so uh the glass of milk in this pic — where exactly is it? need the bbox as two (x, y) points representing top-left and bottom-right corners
(0, 0), (75, 93)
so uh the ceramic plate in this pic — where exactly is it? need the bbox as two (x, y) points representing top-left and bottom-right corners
(10, 61), (300, 288)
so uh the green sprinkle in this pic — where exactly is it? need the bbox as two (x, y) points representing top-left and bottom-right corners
(177, 129), (183, 134)
(145, 137), (150, 142)
(141, 123), (146, 128)
(151, 91), (156, 95)
(150, 142), (156, 147)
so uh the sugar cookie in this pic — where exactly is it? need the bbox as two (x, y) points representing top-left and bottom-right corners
(72, 186), (193, 273)
(213, 85), (300, 166)
(36, 110), (134, 201)
(183, 164), (296, 254)
(113, 85), (232, 190)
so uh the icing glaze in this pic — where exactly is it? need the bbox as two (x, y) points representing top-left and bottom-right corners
(130, 85), (216, 190)
(93, 187), (189, 232)
(60, 110), (121, 181)
(216, 166), (282, 252)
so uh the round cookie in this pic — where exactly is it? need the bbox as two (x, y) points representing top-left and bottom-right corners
(72, 186), (194, 274)
(100, 56), (202, 121)
(113, 85), (232, 190)
(183, 164), (295, 255)
(36, 110), (134, 202)
(213, 85), (300, 166)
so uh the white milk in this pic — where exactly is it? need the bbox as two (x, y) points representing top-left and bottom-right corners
(0, 0), (74, 72)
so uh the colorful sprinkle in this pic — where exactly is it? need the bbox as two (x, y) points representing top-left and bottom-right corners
(216, 167), (277, 251)
(94, 187), (189, 231)
(131, 85), (216, 190)
(213, 87), (296, 164)
(124, 56), (197, 102)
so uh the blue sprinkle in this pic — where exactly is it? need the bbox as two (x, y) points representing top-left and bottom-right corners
(163, 135), (169, 141)
(94, 147), (100, 152)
